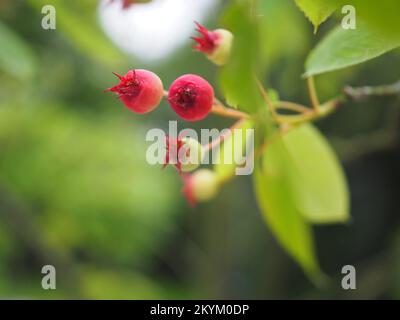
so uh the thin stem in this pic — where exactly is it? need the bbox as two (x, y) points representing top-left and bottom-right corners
(344, 80), (400, 101)
(318, 96), (345, 117)
(204, 119), (246, 151)
(256, 78), (282, 123)
(163, 90), (250, 120)
(307, 76), (320, 112)
(211, 102), (250, 119)
(274, 112), (316, 125)
(213, 97), (226, 107)
(251, 79), (400, 166)
(255, 78), (275, 109)
(274, 101), (312, 114)
(272, 97), (344, 126)
(255, 125), (291, 159)
(256, 78), (313, 120)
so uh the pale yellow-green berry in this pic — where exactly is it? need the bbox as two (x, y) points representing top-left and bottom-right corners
(206, 29), (234, 66)
(179, 137), (204, 173)
(191, 169), (219, 203)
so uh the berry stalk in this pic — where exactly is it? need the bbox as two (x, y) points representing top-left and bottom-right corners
(162, 90), (250, 120)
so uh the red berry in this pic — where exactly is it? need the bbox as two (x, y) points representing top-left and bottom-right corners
(106, 69), (164, 114)
(167, 74), (214, 121)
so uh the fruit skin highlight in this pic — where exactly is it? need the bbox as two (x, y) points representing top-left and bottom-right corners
(106, 69), (164, 114)
(167, 74), (214, 122)
(192, 22), (234, 66)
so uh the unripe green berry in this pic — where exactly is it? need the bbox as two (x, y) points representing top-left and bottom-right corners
(206, 29), (234, 66)
(192, 23), (234, 66)
(179, 137), (204, 173)
(190, 169), (219, 203)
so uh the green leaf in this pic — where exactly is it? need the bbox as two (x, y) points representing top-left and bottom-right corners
(253, 137), (321, 278)
(253, 123), (350, 277)
(304, 24), (400, 77)
(282, 124), (350, 224)
(294, 0), (337, 33)
(333, 0), (400, 41)
(214, 120), (254, 182)
(0, 20), (37, 81)
(219, 2), (263, 114)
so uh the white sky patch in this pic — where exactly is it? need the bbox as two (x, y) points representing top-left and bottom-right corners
(98, 0), (219, 63)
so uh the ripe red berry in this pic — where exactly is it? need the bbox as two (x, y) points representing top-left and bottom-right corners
(167, 74), (214, 121)
(106, 69), (164, 114)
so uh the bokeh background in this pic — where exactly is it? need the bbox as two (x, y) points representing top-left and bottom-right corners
(0, 0), (400, 299)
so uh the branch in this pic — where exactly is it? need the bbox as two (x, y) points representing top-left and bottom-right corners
(343, 81), (400, 102)
(211, 102), (250, 119)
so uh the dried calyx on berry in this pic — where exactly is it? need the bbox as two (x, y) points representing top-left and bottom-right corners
(192, 22), (234, 66)
(168, 74), (214, 122)
(106, 69), (164, 114)
(164, 136), (203, 173)
(182, 169), (219, 207)
(110, 0), (152, 9)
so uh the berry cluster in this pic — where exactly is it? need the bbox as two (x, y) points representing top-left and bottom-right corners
(106, 71), (215, 122)
(106, 23), (235, 206)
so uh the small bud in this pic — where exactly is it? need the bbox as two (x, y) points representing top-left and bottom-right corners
(168, 74), (214, 122)
(182, 169), (219, 206)
(192, 22), (234, 66)
(105, 69), (164, 114)
(179, 137), (204, 173)
(164, 136), (203, 173)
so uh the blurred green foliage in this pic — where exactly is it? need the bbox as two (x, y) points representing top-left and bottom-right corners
(0, 105), (178, 263)
(219, 2), (263, 113)
(27, 0), (125, 66)
(0, 20), (37, 81)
